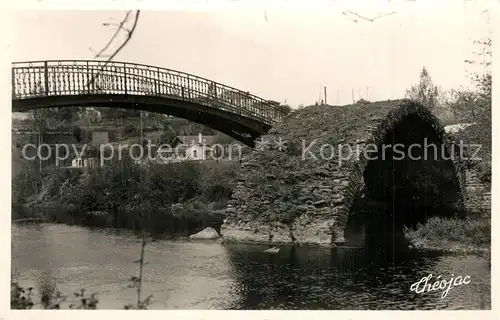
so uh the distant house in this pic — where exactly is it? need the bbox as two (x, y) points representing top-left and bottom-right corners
(186, 143), (211, 161)
(156, 133), (215, 163)
(177, 133), (220, 146)
(444, 123), (476, 134)
(162, 135), (183, 147)
(143, 131), (172, 145)
(12, 112), (32, 121)
(164, 143), (209, 162)
(71, 157), (98, 168)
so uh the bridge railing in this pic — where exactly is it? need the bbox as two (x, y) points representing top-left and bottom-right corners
(12, 60), (286, 125)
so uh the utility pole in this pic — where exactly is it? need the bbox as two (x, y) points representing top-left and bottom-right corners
(38, 131), (42, 172)
(324, 86), (327, 105)
(140, 110), (143, 145)
(351, 88), (355, 104)
(86, 108), (91, 144)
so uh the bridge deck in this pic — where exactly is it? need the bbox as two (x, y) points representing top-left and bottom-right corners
(11, 60), (286, 126)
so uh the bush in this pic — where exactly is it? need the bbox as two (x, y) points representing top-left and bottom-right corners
(12, 157), (239, 236)
(72, 125), (82, 142)
(405, 216), (490, 247)
(11, 281), (98, 310)
(476, 162), (491, 183)
(199, 162), (238, 202)
(123, 123), (138, 136)
(12, 159), (43, 205)
(146, 161), (202, 203)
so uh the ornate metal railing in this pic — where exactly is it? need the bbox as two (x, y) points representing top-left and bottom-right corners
(12, 60), (286, 125)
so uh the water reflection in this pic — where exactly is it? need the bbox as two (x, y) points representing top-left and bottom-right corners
(12, 224), (490, 310)
(12, 224), (241, 309)
(223, 244), (490, 310)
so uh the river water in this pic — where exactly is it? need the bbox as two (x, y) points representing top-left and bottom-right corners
(11, 223), (490, 310)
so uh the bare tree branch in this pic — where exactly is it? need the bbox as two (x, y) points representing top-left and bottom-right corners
(103, 10), (141, 63)
(342, 11), (358, 23)
(343, 10), (397, 22)
(95, 10), (133, 59)
(87, 10), (141, 88)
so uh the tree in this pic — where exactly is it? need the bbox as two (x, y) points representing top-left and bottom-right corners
(467, 36), (491, 124)
(448, 35), (492, 181)
(98, 108), (141, 128)
(278, 104), (292, 115)
(159, 131), (178, 145)
(405, 67), (440, 112)
(31, 109), (50, 137)
(181, 122), (213, 136)
(447, 36), (491, 123)
(99, 107), (118, 120)
(146, 112), (170, 131)
(72, 126), (83, 143)
(440, 34), (491, 126)
(30, 107), (81, 139)
(212, 133), (233, 145)
(355, 99), (370, 105)
(123, 123), (138, 136)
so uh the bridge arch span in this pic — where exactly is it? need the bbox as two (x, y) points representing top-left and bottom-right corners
(221, 100), (466, 247)
(13, 94), (271, 146)
(11, 60), (288, 146)
(341, 101), (465, 247)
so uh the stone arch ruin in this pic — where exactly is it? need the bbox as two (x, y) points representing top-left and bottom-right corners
(221, 100), (465, 247)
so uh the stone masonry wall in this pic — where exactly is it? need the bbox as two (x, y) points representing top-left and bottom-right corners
(221, 100), (465, 246)
(463, 170), (491, 213)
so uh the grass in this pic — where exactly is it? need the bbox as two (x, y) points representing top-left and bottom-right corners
(404, 215), (490, 253)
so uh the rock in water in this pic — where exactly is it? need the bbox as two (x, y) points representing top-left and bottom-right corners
(189, 227), (220, 240)
(263, 247), (280, 254)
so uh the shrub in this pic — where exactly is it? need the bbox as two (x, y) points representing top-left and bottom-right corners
(199, 162), (238, 202)
(11, 282), (34, 309)
(72, 125), (82, 142)
(12, 156), (236, 235)
(123, 123), (138, 136)
(476, 162), (491, 183)
(405, 216), (490, 246)
(12, 159), (43, 205)
(11, 281), (98, 310)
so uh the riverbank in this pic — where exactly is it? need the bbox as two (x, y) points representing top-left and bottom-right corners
(404, 216), (491, 256)
(13, 204), (491, 255)
(12, 158), (239, 237)
(12, 153), (491, 254)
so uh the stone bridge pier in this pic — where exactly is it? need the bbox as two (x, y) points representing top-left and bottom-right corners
(221, 100), (466, 247)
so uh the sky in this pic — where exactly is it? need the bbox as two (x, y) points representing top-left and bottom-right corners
(11, 3), (492, 108)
